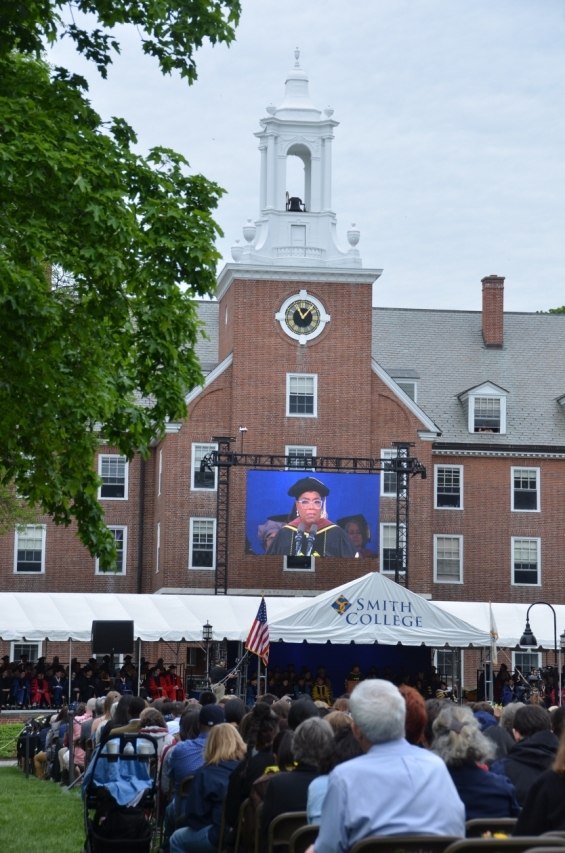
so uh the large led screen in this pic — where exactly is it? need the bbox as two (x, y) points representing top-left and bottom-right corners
(246, 471), (380, 558)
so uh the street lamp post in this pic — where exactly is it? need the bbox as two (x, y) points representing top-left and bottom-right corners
(519, 601), (561, 706)
(202, 621), (213, 689)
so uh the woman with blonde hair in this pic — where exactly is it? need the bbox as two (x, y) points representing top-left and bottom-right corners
(432, 704), (520, 820)
(169, 723), (245, 853)
(92, 690), (120, 741)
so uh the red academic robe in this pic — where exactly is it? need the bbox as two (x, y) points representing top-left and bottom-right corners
(31, 677), (51, 706)
(148, 674), (165, 699)
(165, 673), (185, 701)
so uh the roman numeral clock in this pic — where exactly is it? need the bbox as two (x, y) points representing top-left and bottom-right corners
(275, 290), (330, 345)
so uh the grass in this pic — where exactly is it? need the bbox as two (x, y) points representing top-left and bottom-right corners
(0, 767), (85, 853)
(0, 723), (22, 758)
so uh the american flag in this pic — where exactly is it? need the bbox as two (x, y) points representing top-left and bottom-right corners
(245, 597), (270, 665)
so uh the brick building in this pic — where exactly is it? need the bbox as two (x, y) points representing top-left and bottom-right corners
(2, 53), (565, 681)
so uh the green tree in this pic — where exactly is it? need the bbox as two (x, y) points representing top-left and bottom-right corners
(549, 306), (565, 314)
(0, 2), (241, 570)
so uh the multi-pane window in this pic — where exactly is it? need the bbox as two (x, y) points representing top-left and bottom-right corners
(11, 642), (42, 664)
(512, 651), (542, 673)
(512, 468), (539, 511)
(512, 538), (540, 585)
(99, 455), (128, 499)
(189, 519), (216, 570)
(474, 397), (501, 432)
(396, 380), (417, 401)
(434, 535), (463, 583)
(284, 555), (315, 572)
(15, 525), (46, 573)
(381, 449), (397, 496)
(96, 527), (126, 574)
(435, 466), (463, 509)
(158, 449), (163, 497)
(285, 446), (316, 470)
(156, 522), (161, 573)
(287, 374), (317, 417)
(191, 443), (218, 490)
(380, 523), (405, 574)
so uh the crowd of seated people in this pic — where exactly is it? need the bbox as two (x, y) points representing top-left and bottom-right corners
(15, 656), (565, 853)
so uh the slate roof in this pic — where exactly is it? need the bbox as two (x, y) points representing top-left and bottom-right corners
(195, 300), (220, 374)
(372, 308), (565, 446)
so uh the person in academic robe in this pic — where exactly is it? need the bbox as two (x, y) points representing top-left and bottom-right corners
(337, 514), (377, 558)
(166, 665), (186, 701)
(12, 670), (31, 707)
(149, 666), (166, 699)
(312, 676), (332, 705)
(267, 477), (357, 558)
(116, 670), (133, 695)
(31, 673), (51, 707)
(49, 669), (67, 707)
(347, 664), (363, 683)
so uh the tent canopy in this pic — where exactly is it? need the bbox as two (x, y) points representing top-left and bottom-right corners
(268, 572), (492, 647)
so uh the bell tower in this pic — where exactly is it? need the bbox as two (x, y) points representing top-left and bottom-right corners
(231, 50), (363, 268)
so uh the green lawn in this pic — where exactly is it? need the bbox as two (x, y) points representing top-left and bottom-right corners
(0, 767), (85, 853)
(0, 723), (22, 758)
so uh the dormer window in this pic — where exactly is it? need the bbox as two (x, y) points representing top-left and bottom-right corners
(458, 381), (508, 435)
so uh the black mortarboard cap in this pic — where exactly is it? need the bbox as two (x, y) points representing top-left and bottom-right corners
(288, 477), (330, 498)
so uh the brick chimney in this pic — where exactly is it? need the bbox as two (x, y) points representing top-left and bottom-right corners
(481, 274), (505, 347)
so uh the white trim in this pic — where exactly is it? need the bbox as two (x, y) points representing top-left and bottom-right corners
(433, 534), (463, 584)
(285, 445), (317, 471)
(511, 536), (541, 587)
(467, 395), (507, 435)
(14, 525), (46, 574)
(185, 352), (233, 405)
(512, 650), (542, 670)
(380, 522), (406, 575)
(189, 518), (216, 571)
(216, 264), (382, 300)
(98, 454), (129, 501)
(283, 556), (316, 573)
(191, 442), (218, 491)
(511, 466), (540, 513)
(434, 464), (464, 510)
(396, 380), (417, 402)
(95, 526), (127, 575)
(380, 449), (397, 497)
(164, 422), (183, 434)
(158, 448), (163, 497)
(10, 640), (43, 663)
(275, 289), (330, 345)
(433, 448), (565, 459)
(371, 359), (441, 434)
(156, 522), (161, 574)
(286, 373), (318, 418)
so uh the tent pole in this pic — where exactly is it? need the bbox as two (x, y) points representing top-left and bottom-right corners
(68, 640), (72, 705)
(137, 637), (142, 697)
(257, 655), (261, 701)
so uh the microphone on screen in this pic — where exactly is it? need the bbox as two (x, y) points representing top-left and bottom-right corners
(294, 523), (306, 555)
(304, 524), (318, 557)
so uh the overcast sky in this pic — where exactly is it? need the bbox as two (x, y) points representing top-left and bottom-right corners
(50, 0), (565, 311)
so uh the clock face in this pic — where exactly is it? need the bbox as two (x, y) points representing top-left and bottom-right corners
(285, 299), (321, 336)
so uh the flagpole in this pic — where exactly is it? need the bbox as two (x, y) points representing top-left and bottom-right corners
(257, 654), (261, 701)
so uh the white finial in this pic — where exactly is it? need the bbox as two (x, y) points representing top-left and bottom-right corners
(231, 239), (242, 262)
(347, 223), (360, 248)
(242, 218), (256, 244)
(266, 103), (276, 115)
(324, 106), (334, 118)
(294, 47), (300, 66)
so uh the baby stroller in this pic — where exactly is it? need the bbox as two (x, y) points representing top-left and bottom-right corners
(82, 732), (159, 853)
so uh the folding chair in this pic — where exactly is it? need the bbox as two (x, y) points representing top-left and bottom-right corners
(445, 838), (565, 853)
(267, 813), (308, 853)
(289, 824), (320, 853)
(466, 820), (518, 838)
(175, 774), (195, 826)
(351, 835), (462, 853)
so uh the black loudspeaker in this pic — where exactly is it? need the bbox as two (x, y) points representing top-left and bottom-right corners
(91, 620), (134, 654)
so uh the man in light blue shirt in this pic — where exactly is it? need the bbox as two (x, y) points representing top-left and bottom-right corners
(312, 680), (465, 853)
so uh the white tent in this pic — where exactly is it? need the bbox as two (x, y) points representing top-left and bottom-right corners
(268, 572), (492, 647)
(434, 600), (565, 651)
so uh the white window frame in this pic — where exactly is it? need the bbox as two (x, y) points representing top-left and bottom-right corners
(511, 536), (541, 587)
(434, 465), (464, 510)
(396, 380), (417, 402)
(187, 647), (198, 666)
(380, 522), (406, 575)
(189, 518), (216, 571)
(158, 448), (163, 497)
(512, 651), (542, 672)
(191, 443), (218, 491)
(468, 396), (506, 434)
(380, 449), (397, 497)
(10, 641), (43, 663)
(156, 522), (161, 573)
(95, 526), (127, 575)
(14, 525), (46, 574)
(433, 534), (464, 584)
(285, 445), (317, 471)
(434, 649), (465, 687)
(511, 467), (540, 513)
(286, 373), (318, 418)
(283, 555), (316, 573)
(98, 454), (129, 500)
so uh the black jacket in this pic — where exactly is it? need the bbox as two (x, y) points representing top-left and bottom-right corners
(224, 748), (275, 827)
(448, 764), (520, 821)
(514, 769), (565, 835)
(260, 764), (318, 851)
(179, 759), (240, 846)
(490, 730), (559, 805)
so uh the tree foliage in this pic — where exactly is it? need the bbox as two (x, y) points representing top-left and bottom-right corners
(549, 306), (565, 314)
(0, 2), (241, 569)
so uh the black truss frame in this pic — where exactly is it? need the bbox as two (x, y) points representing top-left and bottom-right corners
(202, 438), (426, 594)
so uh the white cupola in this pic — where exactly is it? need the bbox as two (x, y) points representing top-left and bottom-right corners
(232, 50), (363, 268)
